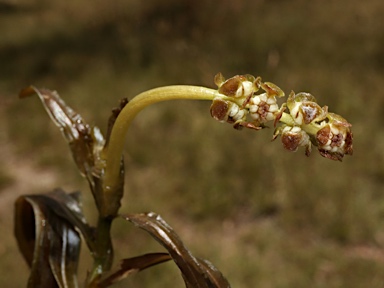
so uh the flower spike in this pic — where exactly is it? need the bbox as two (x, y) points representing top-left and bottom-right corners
(211, 73), (353, 161)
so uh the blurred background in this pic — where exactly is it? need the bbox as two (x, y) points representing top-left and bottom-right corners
(1, 0), (384, 287)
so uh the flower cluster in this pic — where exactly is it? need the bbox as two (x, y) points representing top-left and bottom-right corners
(210, 73), (285, 130)
(210, 73), (353, 161)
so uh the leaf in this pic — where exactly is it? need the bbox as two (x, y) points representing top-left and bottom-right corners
(19, 86), (103, 180)
(14, 189), (91, 288)
(34, 189), (95, 251)
(194, 259), (232, 288)
(98, 253), (172, 287)
(122, 213), (231, 288)
(19, 86), (123, 217)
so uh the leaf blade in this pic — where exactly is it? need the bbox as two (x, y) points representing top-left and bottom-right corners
(19, 86), (123, 217)
(98, 253), (172, 287)
(122, 212), (231, 288)
(14, 190), (87, 288)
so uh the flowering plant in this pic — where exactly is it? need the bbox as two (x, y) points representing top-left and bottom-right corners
(14, 73), (353, 287)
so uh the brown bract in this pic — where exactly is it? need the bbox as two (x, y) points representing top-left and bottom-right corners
(316, 125), (331, 146)
(318, 149), (344, 161)
(345, 130), (354, 156)
(260, 81), (285, 98)
(218, 75), (248, 97)
(210, 98), (230, 122)
(281, 132), (302, 152)
(301, 103), (326, 124)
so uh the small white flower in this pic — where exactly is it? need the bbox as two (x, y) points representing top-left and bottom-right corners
(248, 93), (279, 123)
(228, 102), (246, 121)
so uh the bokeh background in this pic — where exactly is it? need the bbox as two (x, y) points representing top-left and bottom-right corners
(1, 0), (384, 287)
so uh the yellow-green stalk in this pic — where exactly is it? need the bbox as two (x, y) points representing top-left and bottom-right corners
(102, 85), (229, 192)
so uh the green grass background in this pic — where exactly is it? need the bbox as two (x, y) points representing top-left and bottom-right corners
(1, 0), (384, 287)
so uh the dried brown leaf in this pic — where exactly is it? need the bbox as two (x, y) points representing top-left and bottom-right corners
(122, 212), (230, 288)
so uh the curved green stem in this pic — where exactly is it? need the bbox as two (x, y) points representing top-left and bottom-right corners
(103, 85), (224, 191)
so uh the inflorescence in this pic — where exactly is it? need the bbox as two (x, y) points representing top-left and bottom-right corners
(210, 73), (353, 161)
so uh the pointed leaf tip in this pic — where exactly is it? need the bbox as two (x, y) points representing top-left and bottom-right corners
(19, 86), (38, 99)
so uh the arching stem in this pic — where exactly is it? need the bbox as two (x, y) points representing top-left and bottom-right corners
(102, 85), (225, 192)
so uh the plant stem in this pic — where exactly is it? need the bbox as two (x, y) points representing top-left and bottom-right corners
(88, 216), (114, 286)
(103, 85), (224, 191)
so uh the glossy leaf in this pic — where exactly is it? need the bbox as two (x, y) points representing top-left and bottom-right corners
(98, 253), (171, 287)
(193, 258), (231, 288)
(30, 189), (94, 250)
(14, 189), (90, 288)
(123, 212), (231, 288)
(19, 86), (103, 180)
(19, 86), (123, 217)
